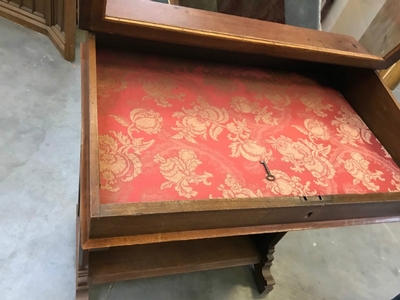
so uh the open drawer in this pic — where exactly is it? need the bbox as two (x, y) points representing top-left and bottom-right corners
(79, 33), (400, 250)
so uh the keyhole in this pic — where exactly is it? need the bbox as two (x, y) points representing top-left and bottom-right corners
(305, 211), (313, 218)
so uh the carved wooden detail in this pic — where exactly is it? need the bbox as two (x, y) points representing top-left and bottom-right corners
(0, 0), (76, 61)
(251, 232), (287, 294)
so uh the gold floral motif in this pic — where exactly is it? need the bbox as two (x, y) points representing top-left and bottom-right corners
(265, 170), (316, 196)
(243, 79), (292, 110)
(154, 149), (213, 198)
(301, 93), (333, 117)
(97, 76), (127, 97)
(141, 77), (185, 107)
(293, 119), (330, 141)
(267, 136), (335, 186)
(268, 94), (292, 110)
(230, 96), (277, 125)
(331, 105), (372, 145)
(337, 152), (384, 191)
(214, 174), (263, 198)
(172, 97), (229, 143)
(390, 172), (400, 192)
(112, 108), (163, 137)
(99, 131), (155, 192)
(227, 119), (272, 162)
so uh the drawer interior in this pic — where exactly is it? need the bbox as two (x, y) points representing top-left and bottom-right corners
(93, 44), (400, 205)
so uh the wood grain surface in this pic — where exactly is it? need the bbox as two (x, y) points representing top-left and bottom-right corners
(333, 66), (400, 167)
(88, 236), (260, 284)
(103, 0), (382, 68)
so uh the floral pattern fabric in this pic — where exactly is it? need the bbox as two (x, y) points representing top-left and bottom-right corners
(96, 48), (400, 204)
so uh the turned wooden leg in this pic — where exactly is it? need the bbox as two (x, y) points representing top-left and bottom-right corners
(251, 232), (287, 294)
(76, 205), (89, 300)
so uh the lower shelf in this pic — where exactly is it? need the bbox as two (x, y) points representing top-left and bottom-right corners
(89, 236), (260, 284)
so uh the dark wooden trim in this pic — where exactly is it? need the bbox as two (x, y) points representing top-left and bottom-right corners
(82, 215), (400, 250)
(78, 0), (92, 29)
(99, 193), (400, 217)
(89, 198), (400, 239)
(79, 41), (91, 246)
(63, 0), (76, 61)
(252, 232), (286, 293)
(383, 45), (400, 70)
(86, 33), (101, 217)
(333, 66), (400, 167)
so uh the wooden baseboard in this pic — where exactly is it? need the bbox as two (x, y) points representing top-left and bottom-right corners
(0, 1), (75, 62)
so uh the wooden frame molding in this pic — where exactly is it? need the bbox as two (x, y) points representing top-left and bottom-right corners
(0, 0), (76, 61)
(78, 0), (400, 69)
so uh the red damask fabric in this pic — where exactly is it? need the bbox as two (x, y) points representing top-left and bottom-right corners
(96, 48), (400, 204)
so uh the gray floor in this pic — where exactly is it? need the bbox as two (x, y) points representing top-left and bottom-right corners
(0, 17), (399, 300)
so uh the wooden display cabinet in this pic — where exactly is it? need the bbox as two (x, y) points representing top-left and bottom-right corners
(76, 1), (400, 299)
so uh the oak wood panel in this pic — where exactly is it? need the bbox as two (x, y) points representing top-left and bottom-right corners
(43, 0), (50, 24)
(333, 67), (400, 167)
(8, 0), (21, 8)
(101, 0), (383, 68)
(55, 0), (63, 31)
(88, 236), (260, 284)
(34, 0), (44, 17)
(0, 0), (46, 24)
(21, 0), (33, 11)
(0, 0), (76, 61)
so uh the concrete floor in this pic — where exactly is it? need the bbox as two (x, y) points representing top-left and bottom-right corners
(0, 17), (399, 300)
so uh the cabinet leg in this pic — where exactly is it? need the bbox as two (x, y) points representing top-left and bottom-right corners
(251, 232), (287, 294)
(76, 288), (89, 300)
(76, 206), (89, 300)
